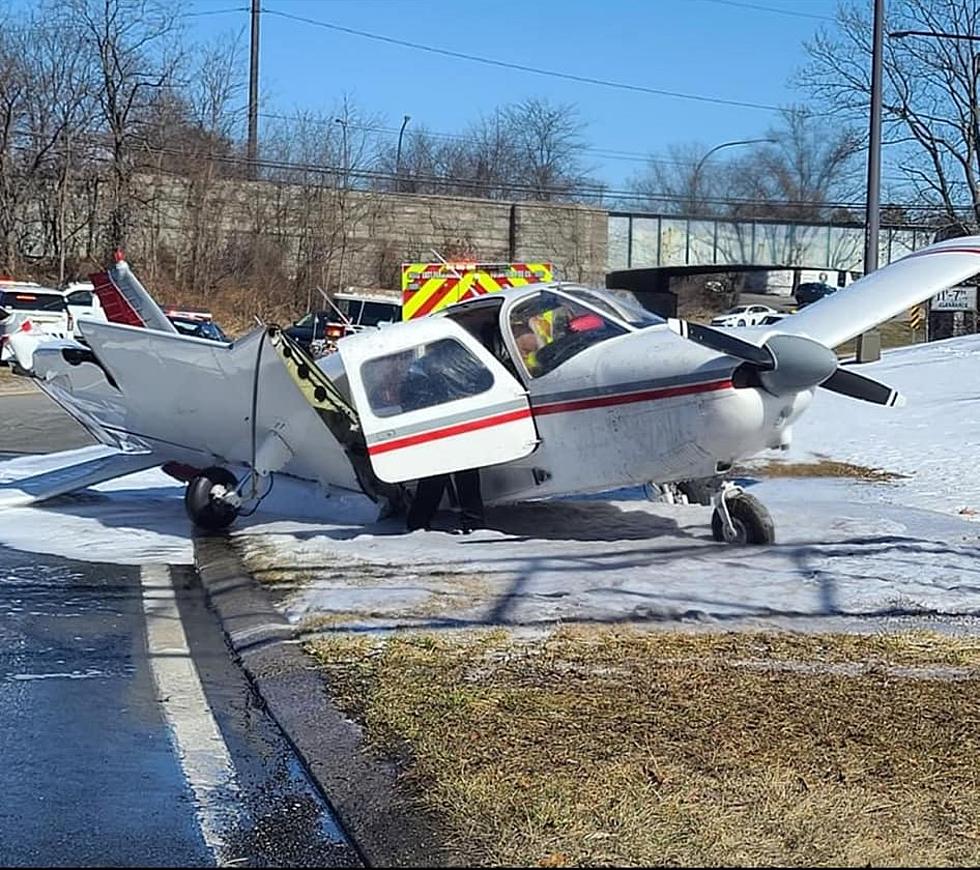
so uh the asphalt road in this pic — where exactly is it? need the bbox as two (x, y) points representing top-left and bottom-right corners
(0, 388), (95, 454)
(0, 393), (359, 867)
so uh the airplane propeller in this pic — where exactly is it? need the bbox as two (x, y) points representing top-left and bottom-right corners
(673, 320), (905, 407)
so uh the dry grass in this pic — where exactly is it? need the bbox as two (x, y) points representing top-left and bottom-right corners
(835, 316), (924, 359)
(742, 458), (907, 482)
(307, 627), (980, 867)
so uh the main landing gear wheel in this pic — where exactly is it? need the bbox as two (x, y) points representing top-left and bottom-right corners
(185, 466), (242, 531)
(711, 490), (775, 545)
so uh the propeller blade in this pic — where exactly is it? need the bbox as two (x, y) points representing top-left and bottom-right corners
(676, 319), (904, 407)
(674, 320), (774, 368)
(820, 367), (905, 407)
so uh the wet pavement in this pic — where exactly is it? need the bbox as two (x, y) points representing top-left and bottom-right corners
(0, 547), (359, 867)
(0, 390), (94, 455)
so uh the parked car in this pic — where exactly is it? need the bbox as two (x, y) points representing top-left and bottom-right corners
(59, 281), (107, 337)
(167, 315), (230, 343)
(0, 283), (74, 364)
(286, 290), (401, 354)
(794, 282), (838, 308)
(710, 304), (779, 327)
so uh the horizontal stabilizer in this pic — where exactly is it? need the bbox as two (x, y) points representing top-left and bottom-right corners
(0, 445), (158, 508)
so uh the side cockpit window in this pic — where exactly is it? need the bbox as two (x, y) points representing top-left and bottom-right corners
(509, 291), (627, 378)
(361, 338), (494, 418)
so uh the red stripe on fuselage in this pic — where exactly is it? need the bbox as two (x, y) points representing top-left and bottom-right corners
(532, 378), (734, 416)
(368, 407), (533, 455)
(367, 379), (734, 455)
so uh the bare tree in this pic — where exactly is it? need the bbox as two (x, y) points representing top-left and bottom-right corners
(374, 97), (591, 201)
(63, 0), (183, 253)
(503, 98), (590, 200)
(629, 142), (731, 215)
(729, 108), (863, 220)
(803, 0), (980, 233)
(0, 21), (31, 272)
(628, 109), (861, 220)
(0, 11), (95, 275)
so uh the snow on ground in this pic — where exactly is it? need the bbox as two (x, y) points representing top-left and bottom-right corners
(230, 334), (980, 632)
(0, 467), (193, 565)
(786, 336), (980, 519)
(0, 334), (978, 633)
(234, 478), (980, 630)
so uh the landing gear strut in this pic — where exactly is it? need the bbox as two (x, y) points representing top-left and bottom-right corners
(184, 466), (242, 531)
(711, 482), (775, 545)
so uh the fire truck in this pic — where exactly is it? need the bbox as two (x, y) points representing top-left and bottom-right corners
(286, 262), (554, 356)
(401, 261), (553, 319)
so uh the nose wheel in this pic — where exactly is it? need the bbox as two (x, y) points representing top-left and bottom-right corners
(185, 466), (242, 531)
(711, 484), (775, 545)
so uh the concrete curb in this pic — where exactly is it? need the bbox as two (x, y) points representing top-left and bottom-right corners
(193, 536), (461, 868)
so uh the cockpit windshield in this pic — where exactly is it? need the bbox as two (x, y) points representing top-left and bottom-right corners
(508, 290), (628, 378)
(564, 287), (664, 328)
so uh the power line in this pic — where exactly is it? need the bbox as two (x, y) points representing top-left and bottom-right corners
(255, 110), (937, 184)
(263, 8), (788, 113)
(256, 111), (692, 167)
(181, 7), (249, 18)
(687, 0), (836, 22)
(112, 139), (962, 212)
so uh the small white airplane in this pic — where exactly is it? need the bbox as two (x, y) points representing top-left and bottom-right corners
(2, 238), (979, 545)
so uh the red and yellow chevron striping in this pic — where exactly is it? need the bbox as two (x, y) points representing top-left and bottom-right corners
(400, 262), (553, 320)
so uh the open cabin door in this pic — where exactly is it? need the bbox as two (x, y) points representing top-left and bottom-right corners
(338, 317), (538, 483)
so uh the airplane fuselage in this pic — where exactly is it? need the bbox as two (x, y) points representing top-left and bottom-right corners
(31, 319), (810, 509)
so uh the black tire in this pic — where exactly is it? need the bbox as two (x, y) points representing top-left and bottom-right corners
(185, 466), (240, 531)
(711, 491), (775, 545)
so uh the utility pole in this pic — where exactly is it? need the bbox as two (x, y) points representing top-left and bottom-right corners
(247, 0), (260, 177)
(856, 0), (885, 362)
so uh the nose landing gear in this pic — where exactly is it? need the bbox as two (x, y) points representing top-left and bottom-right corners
(184, 466), (242, 531)
(711, 483), (775, 545)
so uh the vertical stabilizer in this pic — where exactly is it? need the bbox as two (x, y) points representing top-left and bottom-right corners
(89, 252), (177, 333)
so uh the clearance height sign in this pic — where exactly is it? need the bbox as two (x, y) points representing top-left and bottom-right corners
(401, 262), (553, 320)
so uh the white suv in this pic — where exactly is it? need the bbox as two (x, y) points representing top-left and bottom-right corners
(0, 282), (73, 363)
(60, 281), (107, 337)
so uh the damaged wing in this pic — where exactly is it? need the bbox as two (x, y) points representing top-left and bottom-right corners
(0, 445), (159, 508)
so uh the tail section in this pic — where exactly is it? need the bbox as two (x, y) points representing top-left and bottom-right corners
(89, 252), (177, 334)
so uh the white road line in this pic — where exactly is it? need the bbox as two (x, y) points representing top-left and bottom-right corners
(140, 564), (242, 866)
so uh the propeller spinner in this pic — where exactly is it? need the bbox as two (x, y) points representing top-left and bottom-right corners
(672, 320), (905, 407)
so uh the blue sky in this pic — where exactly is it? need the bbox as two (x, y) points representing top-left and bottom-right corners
(8, 0), (845, 188)
(180, 0), (843, 188)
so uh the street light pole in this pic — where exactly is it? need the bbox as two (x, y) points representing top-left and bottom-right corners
(890, 29), (980, 42)
(395, 114), (411, 193)
(690, 138), (777, 213)
(856, 0), (885, 363)
(334, 118), (349, 189)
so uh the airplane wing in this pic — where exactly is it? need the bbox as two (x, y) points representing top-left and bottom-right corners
(0, 445), (159, 508)
(771, 236), (980, 349)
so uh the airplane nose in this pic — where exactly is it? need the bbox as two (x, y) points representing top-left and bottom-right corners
(756, 333), (838, 396)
